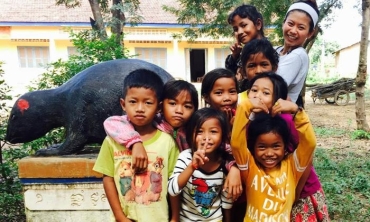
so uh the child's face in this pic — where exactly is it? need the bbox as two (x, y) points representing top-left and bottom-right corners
(194, 118), (222, 155)
(205, 77), (238, 112)
(244, 52), (274, 80)
(231, 15), (261, 44)
(283, 11), (312, 48)
(162, 90), (195, 129)
(248, 77), (274, 109)
(254, 132), (285, 169)
(120, 87), (159, 128)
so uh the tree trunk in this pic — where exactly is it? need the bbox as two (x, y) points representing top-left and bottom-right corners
(355, 0), (370, 131)
(111, 0), (125, 46)
(88, 0), (107, 40)
(300, 26), (320, 106)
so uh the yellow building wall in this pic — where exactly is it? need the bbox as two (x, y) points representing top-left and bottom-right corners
(1, 25), (235, 98)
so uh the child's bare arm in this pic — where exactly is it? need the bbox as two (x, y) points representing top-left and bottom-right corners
(222, 208), (232, 222)
(130, 143), (148, 172)
(104, 116), (148, 172)
(169, 195), (180, 222)
(230, 33), (242, 59)
(221, 188), (233, 222)
(223, 166), (243, 201)
(102, 176), (131, 222)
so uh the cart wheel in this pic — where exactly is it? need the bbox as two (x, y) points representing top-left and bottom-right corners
(325, 97), (336, 104)
(335, 90), (350, 106)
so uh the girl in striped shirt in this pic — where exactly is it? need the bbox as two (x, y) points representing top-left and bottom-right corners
(168, 108), (234, 222)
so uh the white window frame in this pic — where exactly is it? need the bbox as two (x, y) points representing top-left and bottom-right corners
(17, 46), (50, 68)
(214, 48), (230, 69)
(135, 48), (167, 69)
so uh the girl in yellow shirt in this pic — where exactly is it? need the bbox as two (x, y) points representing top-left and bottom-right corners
(231, 72), (317, 221)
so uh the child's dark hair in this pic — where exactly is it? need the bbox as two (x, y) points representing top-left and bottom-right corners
(164, 80), (199, 110)
(201, 68), (238, 99)
(284, 0), (320, 32)
(240, 38), (279, 76)
(227, 4), (265, 37)
(186, 108), (230, 154)
(122, 69), (164, 101)
(247, 113), (291, 156)
(248, 72), (288, 104)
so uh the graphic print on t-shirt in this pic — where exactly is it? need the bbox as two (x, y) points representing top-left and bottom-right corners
(191, 178), (220, 216)
(119, 156), (165, 205)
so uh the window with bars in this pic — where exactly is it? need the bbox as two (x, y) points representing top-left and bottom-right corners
(17, 46), (50, 68)
(214, 48), (230, 68)
(135, 48), (167, 69)
(67, 47), (78, 57)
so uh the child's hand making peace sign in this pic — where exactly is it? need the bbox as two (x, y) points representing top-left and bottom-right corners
(191, 138), (210, 169)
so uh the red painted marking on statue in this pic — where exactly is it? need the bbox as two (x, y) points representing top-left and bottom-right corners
(17, 99), (29, 114)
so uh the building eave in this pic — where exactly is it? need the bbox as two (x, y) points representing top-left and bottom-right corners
(0, 21), (193, 28)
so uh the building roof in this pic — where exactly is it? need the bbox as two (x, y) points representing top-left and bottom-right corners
(0, 0), (179, 25)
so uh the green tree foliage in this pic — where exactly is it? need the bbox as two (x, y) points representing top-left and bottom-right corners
(163, 0), (244, 41)
(0, 62), (26, 221)
(55, 0), (142, 44)
(0, 61), (12, 148)
(163, 0), (343, 51)
(309, 37), (339, 64)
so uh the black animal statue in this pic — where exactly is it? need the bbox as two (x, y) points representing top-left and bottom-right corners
(5, 59), (173, 156)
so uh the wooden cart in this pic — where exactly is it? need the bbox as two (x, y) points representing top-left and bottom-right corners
(308, 78), (355, 106)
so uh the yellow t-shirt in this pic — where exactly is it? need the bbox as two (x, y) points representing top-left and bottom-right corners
(231, 98), (316, 221)
(238, 91), (248, 104)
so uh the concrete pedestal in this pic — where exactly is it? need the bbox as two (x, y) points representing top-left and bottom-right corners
(18, 154), (111, 222)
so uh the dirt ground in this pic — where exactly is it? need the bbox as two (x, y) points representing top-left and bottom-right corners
(303, 92), (370, 156)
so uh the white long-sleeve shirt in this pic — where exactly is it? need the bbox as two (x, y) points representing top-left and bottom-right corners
(276, 46), (309, 103)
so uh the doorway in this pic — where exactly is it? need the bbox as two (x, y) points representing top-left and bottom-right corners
(186, 49), (206, 82)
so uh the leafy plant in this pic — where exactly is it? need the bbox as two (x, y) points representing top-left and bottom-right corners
(351, 129), (370, 140)
(0, 61), (25, 221)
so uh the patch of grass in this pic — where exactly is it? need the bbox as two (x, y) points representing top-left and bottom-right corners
(314, 148), (370, 221)
(314, 127), (348, 137)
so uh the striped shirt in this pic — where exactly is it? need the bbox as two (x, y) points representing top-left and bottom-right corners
(168, 149), (233, 222)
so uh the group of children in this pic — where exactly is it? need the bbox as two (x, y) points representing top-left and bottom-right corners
(93, 1), (330, 221)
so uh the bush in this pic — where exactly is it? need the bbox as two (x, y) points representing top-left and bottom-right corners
(0, 61), (25, 221)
